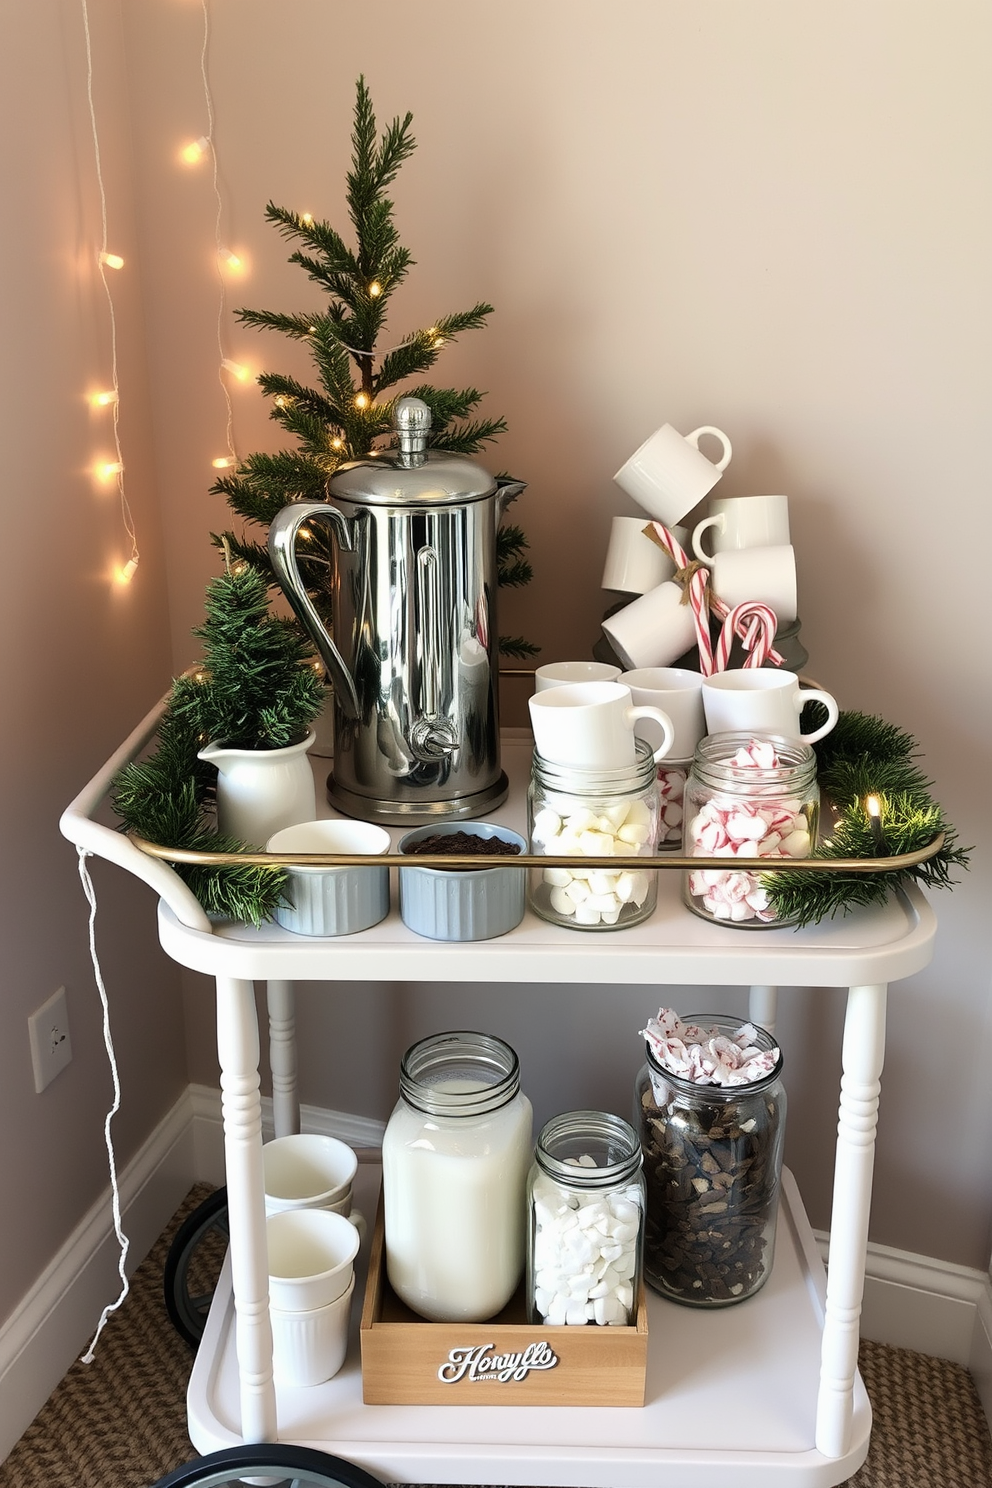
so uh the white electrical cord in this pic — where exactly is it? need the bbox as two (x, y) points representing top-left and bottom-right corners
(76, 848), (130, 1362)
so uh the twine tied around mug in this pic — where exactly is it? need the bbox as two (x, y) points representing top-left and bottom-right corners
(643, 522), (785, 676)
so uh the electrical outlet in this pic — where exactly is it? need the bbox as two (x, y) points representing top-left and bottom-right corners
(29, 986), (73, 1093)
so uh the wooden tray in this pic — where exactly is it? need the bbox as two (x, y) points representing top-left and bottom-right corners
(359, 1191), (648, 1406)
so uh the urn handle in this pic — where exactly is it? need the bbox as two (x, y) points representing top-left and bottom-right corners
(268, 501), (360, 720)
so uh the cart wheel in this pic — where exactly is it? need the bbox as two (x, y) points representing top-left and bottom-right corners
(149, 1443), (386, 1487)
(164, 1187), (230, 1348)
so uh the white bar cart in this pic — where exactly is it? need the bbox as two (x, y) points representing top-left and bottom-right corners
(61, 698), (937, 1488)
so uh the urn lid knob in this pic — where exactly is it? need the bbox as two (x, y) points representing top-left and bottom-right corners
(395, 396), (431, 465)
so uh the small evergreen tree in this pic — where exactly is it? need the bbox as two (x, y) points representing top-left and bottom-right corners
(213, 75), (535, 657)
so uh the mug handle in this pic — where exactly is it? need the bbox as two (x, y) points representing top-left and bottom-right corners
(797, 689), (840, 745)
(347, 1207), (367, 1246)
(628, 706), (675, 764)
(686, 426), (733, 473)
(691, 512), (726, 561)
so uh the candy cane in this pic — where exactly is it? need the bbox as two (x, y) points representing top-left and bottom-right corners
(644, 523), (716, 673)
(711, 600), (783, 673)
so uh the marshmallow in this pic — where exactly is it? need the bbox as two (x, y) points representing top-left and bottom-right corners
(531, 788), (659, 924)
(530, 1167), (643, 1327)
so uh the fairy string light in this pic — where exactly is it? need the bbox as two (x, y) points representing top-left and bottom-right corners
(80, 0), (139, 584)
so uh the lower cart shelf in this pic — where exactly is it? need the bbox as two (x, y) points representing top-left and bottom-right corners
(187, 1167), (871, 1488)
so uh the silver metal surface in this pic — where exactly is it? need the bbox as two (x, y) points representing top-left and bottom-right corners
(269, 398), (524, 822)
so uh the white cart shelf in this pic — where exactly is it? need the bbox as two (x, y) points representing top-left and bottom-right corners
(61, 708), (937, 1488)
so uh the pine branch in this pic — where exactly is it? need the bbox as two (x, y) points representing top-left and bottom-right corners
(498, 635), (540, 659)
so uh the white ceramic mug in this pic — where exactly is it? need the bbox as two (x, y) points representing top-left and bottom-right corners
(534, 660), (621, 692)
(711, 543), (798, 624)
(619, 667), (706, 761)
(270, 1274), (355, 1387)
(601, 517), (688, 595)
(692, 494), (791, 560)
(529, 681), (675, 768)
(613, 424), (732, 526)
(701, 669), (839, 744)
(262, 1133), (359, 1215)
(266, 1208), (361, 1311)
(601, 582), (698, 670)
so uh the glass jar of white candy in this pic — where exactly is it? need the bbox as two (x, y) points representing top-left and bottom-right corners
(527, 741), (660, 929)
(527, 1110), (645, 1327)
(683, 732), (819, 929)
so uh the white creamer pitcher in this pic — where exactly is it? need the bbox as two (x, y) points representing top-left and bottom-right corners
(197, 732), (316, 848)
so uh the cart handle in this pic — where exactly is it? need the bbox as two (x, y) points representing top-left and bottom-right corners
(59, 688), (213, 933)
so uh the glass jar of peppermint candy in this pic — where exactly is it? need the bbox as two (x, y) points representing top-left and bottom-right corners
(683, 732), (819, 928)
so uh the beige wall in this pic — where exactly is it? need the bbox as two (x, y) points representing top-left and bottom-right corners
(3, 0), (990, 1338)
(122, 0), (992, 1267)
(0, 0), (187, 1324)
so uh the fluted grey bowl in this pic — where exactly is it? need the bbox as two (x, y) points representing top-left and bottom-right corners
(267, 819), (390, 936)
(398, 821), (527, 942)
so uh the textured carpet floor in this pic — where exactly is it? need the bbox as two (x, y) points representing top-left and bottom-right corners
(1, 1185), (990, 1487)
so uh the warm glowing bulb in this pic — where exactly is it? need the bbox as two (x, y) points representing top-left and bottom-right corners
(369, 281), (382, 297)
(300, 213), (314, 226)
(90, 389), (118, 408)
(99, 251), (124, 270)
(331, 438), (344, 450)
(219, 247), (243, 272)
(865, 795), (880, 820)
(274, 395), (290, 409)
(212, 456), (236, 469)
(180, 136), (210, 165)
(96, 460), (124, 480)
(432, 336), (445, 349)
(354, 392), (369, 410)
(299, 527), (312, 540)
(115, 557), (139, 584)
(221, 358), (250, 382)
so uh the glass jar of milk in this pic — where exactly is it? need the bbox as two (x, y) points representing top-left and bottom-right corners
(382, 1031), (533, 1322)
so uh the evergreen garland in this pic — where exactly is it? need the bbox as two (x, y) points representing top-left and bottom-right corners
(212, 75), (536, 659)
(766, 710), (970, 927)
(111, 566), (326, 925)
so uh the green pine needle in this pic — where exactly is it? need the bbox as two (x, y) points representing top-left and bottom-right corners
(765, 712), (970, 926)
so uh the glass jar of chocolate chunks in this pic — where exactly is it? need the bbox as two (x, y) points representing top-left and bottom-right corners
(634, 1017), (786, 1306)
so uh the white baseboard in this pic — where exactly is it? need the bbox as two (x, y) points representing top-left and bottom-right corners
(816, 1229), (992, 1377)
(0, 1086), (197, 1462)
(1, 1086), (988, 1463)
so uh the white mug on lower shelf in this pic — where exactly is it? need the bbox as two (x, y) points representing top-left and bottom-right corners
(529, 681), (675, 768)
(701, 669), (839, 744)
(270, 1274), (355, 1387)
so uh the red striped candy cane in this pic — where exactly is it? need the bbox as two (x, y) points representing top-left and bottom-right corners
(711, 600), (783, 672)
(644, 523), (716, 674)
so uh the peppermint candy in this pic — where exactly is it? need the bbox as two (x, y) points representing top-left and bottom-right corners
(640, 1008), (780, 1087)
(685, 737), (811, 924)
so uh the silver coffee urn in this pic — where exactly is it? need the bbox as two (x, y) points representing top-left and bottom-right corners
(269, 397), (525, 824)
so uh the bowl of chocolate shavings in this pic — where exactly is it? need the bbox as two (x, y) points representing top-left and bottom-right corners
(397, 822), (526, 942)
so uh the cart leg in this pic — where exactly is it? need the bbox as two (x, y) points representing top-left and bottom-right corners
(266, 979), (300, 1140)
(815, 980), (886, 1458)
(748, 985), (778, 1034)
(216, 974), (277, 1444)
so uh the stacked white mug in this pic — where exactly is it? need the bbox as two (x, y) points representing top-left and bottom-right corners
(262, 1133), (365, 1387)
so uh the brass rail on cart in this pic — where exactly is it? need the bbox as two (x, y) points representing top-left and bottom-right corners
(129, 833), (945, 875)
